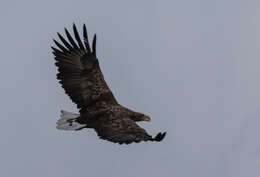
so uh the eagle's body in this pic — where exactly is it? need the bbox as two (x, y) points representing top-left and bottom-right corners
(52, 24), (166, 144)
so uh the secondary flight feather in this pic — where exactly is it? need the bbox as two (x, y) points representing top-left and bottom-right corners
(52, 24), (166, 144)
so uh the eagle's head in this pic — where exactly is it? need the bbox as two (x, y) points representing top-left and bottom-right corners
(142, 115), (151, 121)
(131, 112), (151, 122)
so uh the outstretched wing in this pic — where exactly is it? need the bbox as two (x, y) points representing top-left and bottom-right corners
(52, 24), (117, 110)
(94, 117), (166, 144)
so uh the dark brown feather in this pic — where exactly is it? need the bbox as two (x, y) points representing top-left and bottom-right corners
(73, 23), (85, 51)
(83, 24), (91, 53)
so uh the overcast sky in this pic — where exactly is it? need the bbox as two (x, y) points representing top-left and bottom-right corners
(1, 0), (260, 177)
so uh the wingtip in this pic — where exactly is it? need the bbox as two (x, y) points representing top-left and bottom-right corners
(73, 23), (77, 31)
(92, 34), (97, 56)
(93, 33), (97, 42)
(53, 39), (58, 44)
(57, 32), (63, 39)
(83, 24), (91, 53)
(51, 46), (60, 53)
(51, 46), (56, 51)
(64, 27), (70, 36)
(153, 131), (167, 142)
(83, 24), (87, 36)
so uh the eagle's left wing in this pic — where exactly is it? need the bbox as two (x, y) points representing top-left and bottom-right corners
(52, 24), (117, 110)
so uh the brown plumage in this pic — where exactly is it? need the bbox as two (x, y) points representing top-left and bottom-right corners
(52, 24), (166, 144)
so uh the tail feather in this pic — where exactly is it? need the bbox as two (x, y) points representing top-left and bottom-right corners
(56, 110), (86, 131)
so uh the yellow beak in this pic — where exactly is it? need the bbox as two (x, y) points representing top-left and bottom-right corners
(143, 115), (151, 121)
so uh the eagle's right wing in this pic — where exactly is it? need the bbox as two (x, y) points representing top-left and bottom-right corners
(52, 24), (117, 110)
(94, 117), (166, 144)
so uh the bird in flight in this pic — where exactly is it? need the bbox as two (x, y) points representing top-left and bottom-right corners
(52, 24), (166, 144)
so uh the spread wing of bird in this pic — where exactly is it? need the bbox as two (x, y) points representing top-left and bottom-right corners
(52, 24), (117, 110)
(95, 117), (166, 144)
(52, 24), (166, 144)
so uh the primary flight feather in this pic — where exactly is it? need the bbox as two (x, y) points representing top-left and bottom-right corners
(52, 24), (166, 144)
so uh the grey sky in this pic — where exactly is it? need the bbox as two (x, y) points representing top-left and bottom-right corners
(1, 0), (260, 177)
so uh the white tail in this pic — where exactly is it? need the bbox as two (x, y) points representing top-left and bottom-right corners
(56, 110), (86, 131)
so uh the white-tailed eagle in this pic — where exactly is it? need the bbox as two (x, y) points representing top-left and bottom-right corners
(52, 24), (166, 144)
